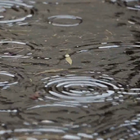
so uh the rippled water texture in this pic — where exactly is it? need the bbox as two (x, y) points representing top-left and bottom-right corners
(0, 71), (18, 89)
(0, 0), (35, 25)
(0, 0), (140, 139)
(40, 74), (124, 104)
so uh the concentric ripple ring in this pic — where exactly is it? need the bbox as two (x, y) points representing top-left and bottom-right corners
(48, 15), (83, 27)
(0, 0), (33, 24)
(0, 71), (18, 89)
(0, 40), (33, 59)
(42, 74), (123, 103)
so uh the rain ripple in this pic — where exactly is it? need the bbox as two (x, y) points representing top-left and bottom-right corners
(0, 40), (34, 59)
(0, 71), (18, 89)
(0, 126), (67, 140)
(48, 15), (83, 27)
(106, 0), (140, 11)
(39, 73), (125, 104)
(0, 0), (35, 25)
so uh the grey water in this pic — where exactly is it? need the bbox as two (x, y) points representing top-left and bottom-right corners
(0, 0), (140, 139)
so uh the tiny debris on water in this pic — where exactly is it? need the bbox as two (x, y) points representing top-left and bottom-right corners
(65, 54), (72, 65)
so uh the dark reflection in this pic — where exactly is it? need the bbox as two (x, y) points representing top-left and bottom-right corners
(132, 30), (140, 41)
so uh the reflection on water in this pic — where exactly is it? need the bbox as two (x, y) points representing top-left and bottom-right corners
(106, 0), (140, 11)
(0, 71), (18, 89)
(0, 40), (33, 59)
(0, 0), (35, 25)
(0, 104), (140, 139)
(41, 74), (124, 103)
(0, 0), (140, 139)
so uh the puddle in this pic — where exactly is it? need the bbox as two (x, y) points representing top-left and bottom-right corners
(0, 0), (140, 139)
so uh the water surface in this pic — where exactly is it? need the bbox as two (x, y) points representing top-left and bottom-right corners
(0, 0), (140, 139)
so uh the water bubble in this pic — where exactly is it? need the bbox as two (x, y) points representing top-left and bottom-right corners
(117, 114), (140, 139)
